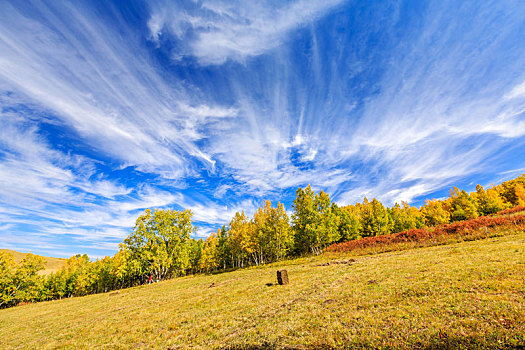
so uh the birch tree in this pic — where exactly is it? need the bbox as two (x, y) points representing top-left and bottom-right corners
(121, 209), (196, 281)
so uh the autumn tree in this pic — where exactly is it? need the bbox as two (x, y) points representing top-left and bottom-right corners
(389, 201), (425, 233)
(188, 239), (204, 274)
(421, 199), (451, 226)
(335, 204), (363, 241)
(514, 184), (525, 206)
(315, 193), (341, 249)
(360, 198), (392, 236)
(475, 185), (508, 215)
(200, 233), (219, 272)
(498, 174), (525, 205)
(252, 200), (293, 264)
(448, 187), (479, 221)
(0, 252), (45, 308)
(228, 211), (254, 268)
(0, 251), (17, 308)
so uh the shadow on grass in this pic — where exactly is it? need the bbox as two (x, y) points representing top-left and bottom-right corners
(220, 343), (335, 350)
(218, 335), (525, 350)
(220, 346), (315, 350)
(415, 333), (525, 350)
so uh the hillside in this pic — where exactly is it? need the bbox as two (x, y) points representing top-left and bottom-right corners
(0, 249), (66, 275)
(1, 232), (523, 349)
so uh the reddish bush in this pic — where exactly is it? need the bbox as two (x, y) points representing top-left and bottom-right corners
(494, 206), (525, 216)
(325, 213), (525, 253)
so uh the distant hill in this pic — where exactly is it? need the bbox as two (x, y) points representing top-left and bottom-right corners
(0, 249), (66, 275)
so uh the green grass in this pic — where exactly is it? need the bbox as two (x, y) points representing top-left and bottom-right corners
(1, 233), (524, 349)
(0, 249), (66, 275)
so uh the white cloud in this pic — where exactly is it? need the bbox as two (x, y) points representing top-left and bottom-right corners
(148, 0), (346, 65)
(0, 1), (236, 179)
(0, 223), (15, 232)
(331, 1), (525, 205)
(505, 80), (525, 100)
(2, 0), (525, 257)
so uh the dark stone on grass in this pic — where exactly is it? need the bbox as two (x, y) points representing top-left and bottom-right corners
(277, 270), (289, 285)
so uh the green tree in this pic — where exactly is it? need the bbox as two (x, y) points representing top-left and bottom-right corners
(0, 252), (45, 308)
(291, 185), (316, 254)
(449, 187), (479, 221)
(292, 185), (340, 255)
(0, 251), (17, 308)
(315, 195), (341, 249)
(121, 208), (196, 281)
(188, 239), (204, 274)
(475, 185), (509, 215)
(336, 204), (363, 241)
(360, 198), (392, 236)
(216, 226), (232, 269)
(252, 200), (293, 264)
(389, 201), (425, 233)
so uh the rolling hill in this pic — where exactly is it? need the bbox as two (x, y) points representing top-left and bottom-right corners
(0, 249), (66, 275)
(0, 231), (523, 349)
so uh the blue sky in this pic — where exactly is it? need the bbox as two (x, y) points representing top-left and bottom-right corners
(1, 0), (525, 258)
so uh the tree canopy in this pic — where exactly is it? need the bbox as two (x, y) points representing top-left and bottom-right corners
(2, 173), (525, 308)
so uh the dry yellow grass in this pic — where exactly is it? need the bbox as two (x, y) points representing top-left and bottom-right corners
(0, 249), (66, 275)
(1, 232), (524, 349)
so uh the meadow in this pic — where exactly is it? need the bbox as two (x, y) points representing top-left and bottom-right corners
(1, 230), (523, 349)
(4, 177), (523, 308)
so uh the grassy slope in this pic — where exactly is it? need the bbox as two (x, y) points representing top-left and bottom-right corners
(0, 249), (66, 275)
(1, 233), (524, 349)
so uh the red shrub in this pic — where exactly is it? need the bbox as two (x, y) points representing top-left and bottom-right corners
(495, 206), (525, 216)
(325, 213), (525, 253)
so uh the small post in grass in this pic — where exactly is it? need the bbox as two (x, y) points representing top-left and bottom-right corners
(277, 270), (289, 285)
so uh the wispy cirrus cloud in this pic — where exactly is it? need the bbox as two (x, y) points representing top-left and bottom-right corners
(1, 0), (525, 258)
(0, 1), (237, 178)
(148, 0), (346, 65)
(145, 0), (525, 206)
(0, 95), (244, 257)
(333, 1), (525, 204)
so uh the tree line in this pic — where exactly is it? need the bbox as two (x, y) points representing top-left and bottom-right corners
(1, 174), (524, 308)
